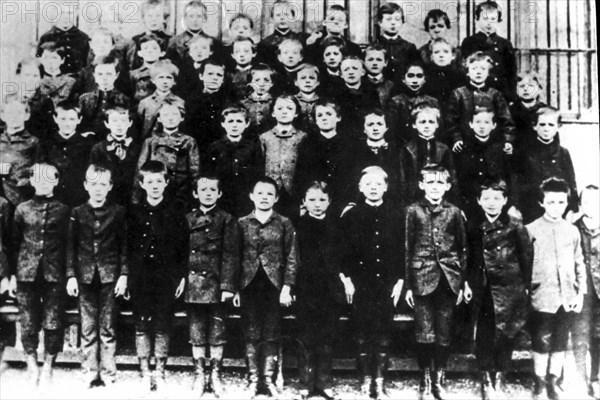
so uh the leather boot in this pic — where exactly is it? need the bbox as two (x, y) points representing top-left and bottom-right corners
(494, 371), (507, 394)
(245, 343), (259, 398)
(432, 369), (447, 400)
(546, 374), (560, 400)
(374, 353), (390, 399)
(25, 353), (40, 387)
(264, 355), (279, 398)
(210, 346), (224, 398)
(533, 375), (545, 398)
(481, 371), (495, 400)
(191, 358), (206, 394)
(138, 357), (151, 391)
(38, 353), (56, 390)
(154, 357), (167, 392)
(357, 353), (372, 399)
(418, 367), (431, 400)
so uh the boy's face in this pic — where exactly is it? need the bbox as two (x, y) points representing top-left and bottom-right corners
(144, 6), (166, 31)
(364, 50), (388, 75)
(340, 59), (365, 85)
(139, 172), (168, 201)
(250, 182), (278, 211)
(534, 114), (560, 142)
(323, 45), (343, 70)
(90, 32), (114, 57)
(184, 7), (205, 31)
(221, 112), (250, 140)
(18, 64), (42, 89)
(56, 5), (76, 30)
(413, 110), (438, 140)
(323, 10), (348, 35)
(581, 189), (600, 220)
(470, 112), (496, 140)
(517, 77), (541, 101)
(138, 40), (165, 63)
(379, 11), (403, 35)
(403, 66), (425, 92)
(230, 18), (253, 39)
(278, 43), (303, 68)
(295, 68), (319, 94)
(94, 63), (118, 91)
(431, 43), (454, 67)
(40, 50), (64, 73)
(273, 4), (294, 31)
(427, 18), (449, 39)
(30, 164), (59, 197)
(189, 38), (212, 62)
(200, 64), (225, 91)
(477, 9), (499, 35)
(0, 102), (30, 129)
(84, 170), (113, 204)
(419, 172), (450, 202)
(158, 105), (183, 130)
(303, 188), (330, 217)
(359, 172), (387, 202)
(53, 108), (81, 137)
(272, 98), (298, 124)
(364, 114), (387, 141)
(467, 60), (490, 84)
(194, 178), (221, 207)
(250, 70), (274, 95)
(232, 40), (255, 66)
(314, 105), (341, 132)
(105, 110), (133, 141)
(541, 191), (568, 220)
(477, 188), (507, 217)
(152, 71), (176, 92)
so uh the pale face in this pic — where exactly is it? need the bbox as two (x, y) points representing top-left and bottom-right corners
(17, 64), (42, 92)
(200, 64), (225, 91)
(340, 59), (365, 85)
(467, 60), (490, 84)
(413, 110), (439, 140)
(419, 172), (451, 202)
(94, 63), (118, 91)
(152, 71), (176, 92)
(427, 18), (449, 39)
(278, 43), (303, 68)
(477, 189), (508, 217)
(470, 112), (496, 140)
(230, 18), (253, 39)
(194, 178), (222, 207)
(477, 9), (499, 35)
(323, 45), (343, 70)
(189, 38), (212, 62)
(431, 42), (454, 67)
(303, 188), (331, 217)
(30, 164), (59, 197)
(90, 32), (114, 58)
(184, 7), (205, 31)
(581, 189), (600, 220)
(314, 105), (341, 132)
(541, 191), (569, 220)
(53, 109), (81, 138)
(139, 172), (168, 201)
(403, 66), (426, 92)
(295, 68), (319, 94)
(56, 5), (76, 31)
(273, 4), (294, 31)
(364, 50), (387, 75)
(40, 50), (64, 74)
(157, 105), (183, 130)
(517, 77), (541, 101)
(364, 114), (387, 142)
(221, 112), (250, 141)
(138, 40), (164, 63)
(0, 102), (30, 129)
(84, 170), (113, 205)
(250, 182), (278, 211)
(359, 173), (388, 203)
(250, 70), (274, 96)
(271, 98), (298, 124)
(323, 10), (348, 35)
(144, 6), (166, 32)
(104, 111), (133, 141)
(379, 11), (403, 35)
(232, 40), (255, 66)
(534, 114), (560, 142)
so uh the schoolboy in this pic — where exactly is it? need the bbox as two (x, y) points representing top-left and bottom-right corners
(446, 52), (515, 153)
(204, 105), (264, 218)
(128, 160), (189, 392)
(465, 179), (532, 400)
(513, 107), (578, 224)
(37, 42), (77, 106)
(10, 162), (70, 388)
(129, 33), (167, 102)
(374, 2), (420, 81)
(526, 177), (585, 400)
(0, 100), (40, 207)
(419, 10), (461, 69)
(0, 195), (14, 371)
(339, 166), (404, 399)
(294, 63), (321, 131)
(318, 37), (345, 91)
(461, 1), (517, 101)
(126, 0), (171, 70)
(89, 103), (141, 207)
(509, 72), (547, 150)
(228, 13), (255, 41)
(43, 100), (96, 208)
(241, 64), (276, 136)
(404, 164), (467, 400)
(137, 59), (184, 139)
(66, 164), (128, 388)
(136, 100), (200, 211)
(176, 34), (216, 102)
(228, 37), (258, 99)
(364, 45), (395, 107)
(78, 55), (132, 139)
(424, 38), (467, 113)
(275, 38), (306, 92)
(36, 2), (90, 76)
(235, 176), (298, 398)
(185, 175), (238, 397)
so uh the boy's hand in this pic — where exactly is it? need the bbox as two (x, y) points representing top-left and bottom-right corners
(503, 142), (513, 155)
(8, 276), (16, 298)
(569, 292), (584, 313)
(456, 289), (464, 305)
(280, 285), (293, 307)
(507, 206), (522, 221)
(341, 274), (354, 304)
(0, 277), (8, 295)
(405, 290), (414, 308)
(452, 141), (464, 153)
(66, 277), (79, 297)
(391, 279), (404, 307)
(114, 275), (128, 297)
(221, 291), (234, 303)
(463, 282), (473, 304)
(232, 292), (241, 308)
(306, 30), (323, 45)
(175, 278), (185, 298)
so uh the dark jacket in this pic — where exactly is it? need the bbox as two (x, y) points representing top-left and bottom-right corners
(405, 198), (467, 296)
(185, 207), (239, 304)
(25, 92), (56, 140)
(0, 129), (40, 207)
(241, 94), (275, 138)
(366, 75), (396, 109)
(237, 211), (298, 290)
(0, 197), (11, 278)
(305, 33), (362, 65)
(39, 74), (77, 106)
(78, 88), (132, 140)
(174, 54), (203, 102)
(66, 202), (128, 284)
(37, 26), (90, 75)
(387, 87), (439, 145)
(257, 29), (308, 67)
(10, 196), (70, 282)
(166, 30), (226, 68)
(184, 88), (234, 150)
(575, 217), (600, 299)
(509, 100), (547, 150)
(467, 213), (533, 339)
(374, 34), (420, 81)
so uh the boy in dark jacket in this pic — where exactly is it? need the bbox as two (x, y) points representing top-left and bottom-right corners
(509, 72), (547, 151)
(37, 42), (77, 106)
(128, 160), (189, 392)
(66, 165), (128, 387)
(0, 196), (14, 370)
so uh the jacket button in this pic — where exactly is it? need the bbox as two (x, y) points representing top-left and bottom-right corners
(191, 271), (196, 274)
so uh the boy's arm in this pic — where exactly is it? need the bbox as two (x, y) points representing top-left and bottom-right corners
(188, 138), (201, 179)
(446, 89), (463, 145)
(174, 212), (190, 282)
(220, 216), (240, 293)
(65, 209), (78, 280)
(494, 91), (516, 144)
(132, 139), (150, 204)
(9, 207), (24, 277)
(562, 149), (579, 213)
(515, 221), (534, 286)
(404, 208), (416, 290)
(574, 230), (587, 295)
(117, 207), (129, 276)
(0, 201), (13, 279)
(504, 40), (518, 94)
(282, 219), (299, 288)
(455, 208), (468, 283)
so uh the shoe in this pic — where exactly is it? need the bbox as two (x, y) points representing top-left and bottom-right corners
(419, 367), (431, 399)
(432, 369), (447, 400)
(25, 353), (40, 387)
(265, 381), (280, 398)
(494, 372), (507, 393)
(360, 376), (372, 399)
(210, 358), (224, 398)
(38, 353), (56, 390)
(532, 375), (544, 398)
(191, 357), (206, 394)
(139, 357), (152, 391)
(154, 357), (167, 392)
(317, 388), (339, 400)
(374, 377), (390, 399)
(481, 371), (495, 400)
(247, 377), (259, 399)
(589, 380), (600, 399)
(546, 374), (560, 400)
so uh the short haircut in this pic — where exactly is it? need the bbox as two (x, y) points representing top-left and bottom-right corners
(402, 59), (426, 76)
(30, 161), (60, 179)
(184, 0), (207, 16)
(189, 33), (214, 50)
(377, 2), (405, 23)
(252, 176), (279, 196)
(195, 175), (221, 190)
(363, 44), (389, 61)
(429, 37), (454, 51)
(138, 32), (167, 51)
(362, 107), (387, 124)
(303, 181), (330, 198)
(271, 93), (301, 115)
(16, 57), (43, 76)
(424, 9), (451, 30)
(294, 63), (320, 80)
(340, 54), (364, 67)
(419, 164), (450, 183)
(472, 106), (496, 122)
(199, 58), (225, 75)
(159, 97), (185, 117)
(539, 177), (570, 200)
(85, 163), (113, 183)
(54, 99), (81, 116)
(534, 106), (562, 125)
(39, 41), (66, 58)
(138, 160), (168, 182)
(91, 27), (116, 44)
(232, 37), (256, 51)
(94, 54), (121, 73)
(360, 166), (388, 184)
(271, 0), (296, 18)
(465, 51), (493, 67)
(230, 13), (254, 29)
(321, 36), (345, 52)
(141, 0), (170, 18)
(249, 63), (275, 81)
(312, 98), (341, 118)
(477, 178), (508, 198)
(326, 4), (349, 23)
(579, 184), (599, 203)
(278, 38), (303, 55)
(475, 1), (503, 22)
(411, 104), (441, 123)
(104, 99), (131, 121)
(221, 104), (249, 122)
(150, 59), (179, 79)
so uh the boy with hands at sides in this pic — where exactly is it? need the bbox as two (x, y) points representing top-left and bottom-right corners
(66, 164), (128, 388)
